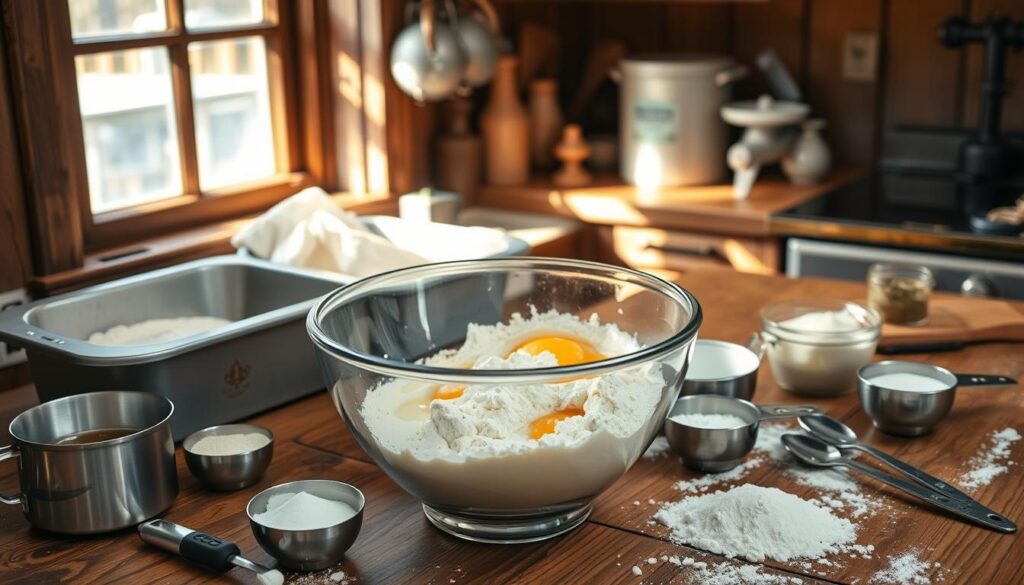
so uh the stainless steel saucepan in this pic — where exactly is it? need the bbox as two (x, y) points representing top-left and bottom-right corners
(1, 391), (178, 534)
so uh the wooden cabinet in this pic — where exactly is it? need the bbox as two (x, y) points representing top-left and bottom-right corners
(596, 225), (779, 275)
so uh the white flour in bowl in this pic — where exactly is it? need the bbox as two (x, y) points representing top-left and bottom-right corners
(359, 310), (667, 509)
(670, 413), (747, 429)
(867, 373), (949, 392)
(655, 484), (858, 563)
(88, 316), (231, 345)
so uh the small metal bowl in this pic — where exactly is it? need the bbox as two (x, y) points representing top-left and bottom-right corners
(665, 395), (819, 472)
(681, 339), (762, 400)
(247, 479), (365, 571)
(858, 361), (1016, 437)
(183, 424), (274, 491)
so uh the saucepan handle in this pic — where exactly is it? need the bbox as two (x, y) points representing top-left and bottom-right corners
(757, 404), (821, 421)
(955, 373), (1017, 388)
(747, 333), (767, 361)
(0, 445), (23, 506)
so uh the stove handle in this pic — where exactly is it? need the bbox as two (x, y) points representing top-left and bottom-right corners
(960, 274), (999, 298)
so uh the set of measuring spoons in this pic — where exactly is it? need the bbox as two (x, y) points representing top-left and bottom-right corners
(782, 414), (1017, 534)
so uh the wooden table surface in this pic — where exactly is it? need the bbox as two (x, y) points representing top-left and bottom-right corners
(2, 270), (1022, 585)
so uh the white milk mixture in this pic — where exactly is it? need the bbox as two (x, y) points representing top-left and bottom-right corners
(359, 310), (666, 509)
(766, 309), (877, 396)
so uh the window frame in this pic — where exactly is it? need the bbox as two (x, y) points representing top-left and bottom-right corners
(3, 0), (340, 273)
(72, 0), (310, 249)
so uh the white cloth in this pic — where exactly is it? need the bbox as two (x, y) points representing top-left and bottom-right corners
(231, 187), (429, 277)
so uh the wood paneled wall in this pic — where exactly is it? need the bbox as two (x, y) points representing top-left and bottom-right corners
(0, 8), (34, 389)
(493, 0), (1024, 167)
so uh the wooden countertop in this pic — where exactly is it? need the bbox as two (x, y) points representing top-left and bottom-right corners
(476, 169), (864, 237)
(2, 270), (1023, 584)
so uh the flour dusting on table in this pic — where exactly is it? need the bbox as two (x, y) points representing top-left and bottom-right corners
(870, 550), (945, 584)
(959, 427), (1021, 490)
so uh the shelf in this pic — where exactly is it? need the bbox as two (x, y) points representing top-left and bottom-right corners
(477, 168), (864, 237)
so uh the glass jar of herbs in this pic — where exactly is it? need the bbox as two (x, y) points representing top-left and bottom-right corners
(866, 263), (934, 325)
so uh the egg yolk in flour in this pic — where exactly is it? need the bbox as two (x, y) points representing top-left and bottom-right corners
(432, 385), (465, 400)
(509, 335), (605, 366)
(529, 408), (586, 439)
(401, 335), (600, 435)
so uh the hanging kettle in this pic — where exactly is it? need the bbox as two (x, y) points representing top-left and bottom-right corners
(455, 0), (500, 88)
(390, 0), (500, 102)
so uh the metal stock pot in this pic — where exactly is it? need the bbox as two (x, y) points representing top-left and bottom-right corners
(618, 54), (747, 187)
(0, 391), (178, 534)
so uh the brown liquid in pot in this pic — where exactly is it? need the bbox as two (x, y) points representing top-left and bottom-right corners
(54, 427), (139, 445)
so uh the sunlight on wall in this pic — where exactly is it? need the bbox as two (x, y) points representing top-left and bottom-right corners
(633, 144), (663, 201)
(338, 53), (362, 108)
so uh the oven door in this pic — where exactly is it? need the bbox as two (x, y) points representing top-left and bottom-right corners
(786, 238), (1024, 300)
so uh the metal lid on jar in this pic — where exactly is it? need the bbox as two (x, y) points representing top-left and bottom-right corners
(620, 53), (735, 77)
(761, 299), (881, 346)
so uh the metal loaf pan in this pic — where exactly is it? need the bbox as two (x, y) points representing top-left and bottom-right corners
(0, 256), (348, 440)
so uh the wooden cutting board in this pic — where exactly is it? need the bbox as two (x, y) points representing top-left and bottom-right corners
(880, 297), (1024, 346)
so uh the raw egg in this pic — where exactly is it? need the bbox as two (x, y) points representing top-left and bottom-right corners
(510, 335), (605, 366)
(397, 384), (465, 421)
(432, 385), (465, 400)
(529, 407), (586, 440)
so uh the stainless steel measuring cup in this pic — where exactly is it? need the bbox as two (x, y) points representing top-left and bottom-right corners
(681, 338), (763, 400)
(858, 360), (1018, 436)
(664, 394), (820, 472)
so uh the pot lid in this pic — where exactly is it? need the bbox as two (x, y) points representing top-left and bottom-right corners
(721, 94), (810, 127)
(621, 53), (735, 76)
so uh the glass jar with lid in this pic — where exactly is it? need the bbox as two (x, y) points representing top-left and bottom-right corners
(866, 263), (934, 325)
(757, 299), (881, 396)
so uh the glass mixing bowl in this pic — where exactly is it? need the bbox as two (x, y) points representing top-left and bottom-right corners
(306, 258), (702, 543)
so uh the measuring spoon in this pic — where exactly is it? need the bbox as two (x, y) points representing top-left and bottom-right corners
(781, 433), (1016, 533)
(798, 414), (1013, 524)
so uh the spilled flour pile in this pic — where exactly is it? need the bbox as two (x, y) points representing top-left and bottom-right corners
(959, 427), (1021, 490)
(655, 484), (857, 562)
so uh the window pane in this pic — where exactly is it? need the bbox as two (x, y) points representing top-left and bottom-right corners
(189, 37), (276, 191)
(68, 0), (167, 40)
(76, 48), (182, 213)
(185, 0), (264, 29)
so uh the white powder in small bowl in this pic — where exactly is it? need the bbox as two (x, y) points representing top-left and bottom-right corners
(190, 432), (271, 456)
(670, 413), (748, 429)
(253, 491), (358, 531)
(869, 372), (949, 392)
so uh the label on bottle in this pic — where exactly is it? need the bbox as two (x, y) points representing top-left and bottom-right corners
(632, 100), (677, 143)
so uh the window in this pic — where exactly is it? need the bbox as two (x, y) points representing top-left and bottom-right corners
(63, 0), (310, 245)
(5, 1), (393, 280)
